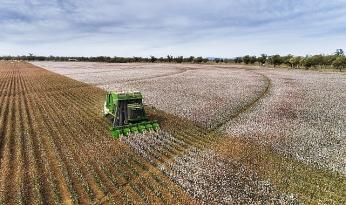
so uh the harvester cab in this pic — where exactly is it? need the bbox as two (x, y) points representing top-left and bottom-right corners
(103, 91), (159, 138)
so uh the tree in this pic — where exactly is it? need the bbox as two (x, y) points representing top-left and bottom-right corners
(310, 55), (324, 68)
(150, 56), (157, 63)
(28, 53), (35, 61)
(234, 57), (243, 64)
(187, 56), (195, 63)
(281, 54), (293, 67)
(301, 56), (313, 69)
(167, 55), (173, 62)
(269, 55), (283, 68)
(194, 56), (203, 63)
(289, 56), (302, 69)
(250, 56), (257, 64)
(257, 54), (267, 66)
(335, 49), (344, 56)
(332, 56), (346, 71)
(133, 56), (141, 62)
(175, 56), (183, 63)
(243, 55), (251, 64)
(324, 55), (336, 66)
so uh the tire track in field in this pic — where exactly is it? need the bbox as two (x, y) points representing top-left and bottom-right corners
(210, 67), (272, 131)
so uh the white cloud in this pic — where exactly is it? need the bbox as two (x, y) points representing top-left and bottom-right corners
(0, 0), (346, 57)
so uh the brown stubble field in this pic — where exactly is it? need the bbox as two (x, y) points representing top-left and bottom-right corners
(0, 61), (196, 204)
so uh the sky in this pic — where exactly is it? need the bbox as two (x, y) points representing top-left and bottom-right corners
(1, 0), (346, 58)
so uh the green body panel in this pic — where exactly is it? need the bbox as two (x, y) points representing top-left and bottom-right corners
(105, 91), (144, 116)
(104, 91), (159, 138)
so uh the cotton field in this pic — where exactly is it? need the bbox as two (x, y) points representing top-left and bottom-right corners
(222, 69), (346, 175)
(28, 61), (346, 204)
(32, 61), (187, 85)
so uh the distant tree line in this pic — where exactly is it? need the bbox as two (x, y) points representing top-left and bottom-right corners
(232, 49), (346, 71)
(0, 54), (210, 64)
(1, 49), (345, 71)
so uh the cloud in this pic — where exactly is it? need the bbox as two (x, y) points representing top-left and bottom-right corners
(0, 0), (346, 57)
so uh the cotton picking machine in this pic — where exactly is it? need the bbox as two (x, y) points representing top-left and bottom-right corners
(103, 91), (160, 138)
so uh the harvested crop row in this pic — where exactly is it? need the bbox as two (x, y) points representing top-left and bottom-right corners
(0, 62), (196, 205)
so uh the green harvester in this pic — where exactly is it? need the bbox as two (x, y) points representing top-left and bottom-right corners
(103, 91), (159, 139)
